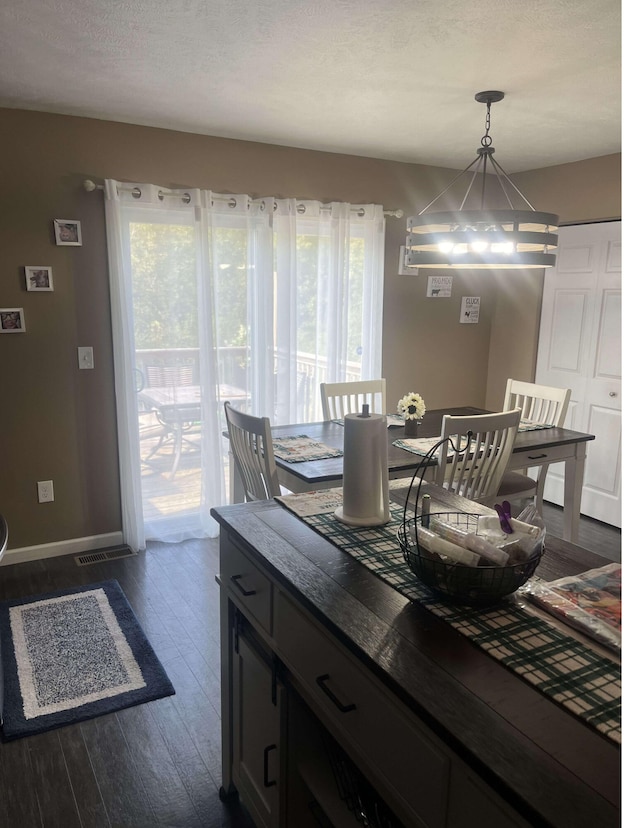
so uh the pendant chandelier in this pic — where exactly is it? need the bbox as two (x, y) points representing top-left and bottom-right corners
(405, 91), (559, 270)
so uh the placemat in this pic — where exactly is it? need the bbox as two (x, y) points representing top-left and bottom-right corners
(393, 426), (553, 460)
(519, 419), (554, 432)
(275, 489), (621, 744)
(392, 435), (456, 457)
(271, 435), (343, 463)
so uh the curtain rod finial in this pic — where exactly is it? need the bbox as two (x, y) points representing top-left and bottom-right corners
(83, 179), (103, 192)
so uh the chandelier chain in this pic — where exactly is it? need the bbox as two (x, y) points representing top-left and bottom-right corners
(481, 102), (493, 148)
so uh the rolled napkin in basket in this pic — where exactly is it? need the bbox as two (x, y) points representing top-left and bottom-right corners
(417, 526), (480, 567)
(477, 515), (544, 562)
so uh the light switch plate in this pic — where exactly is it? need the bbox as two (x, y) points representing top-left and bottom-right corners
(78, 346), (94, 369)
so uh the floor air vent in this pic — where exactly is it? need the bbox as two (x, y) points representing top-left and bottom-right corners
(75, 546), (137, 566)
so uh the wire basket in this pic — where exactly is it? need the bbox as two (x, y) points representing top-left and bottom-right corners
(398, 512), (543, 605)
(396, 434), (543, 606)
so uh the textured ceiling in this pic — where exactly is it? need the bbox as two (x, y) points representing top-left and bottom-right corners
(0, 0), (621, 172)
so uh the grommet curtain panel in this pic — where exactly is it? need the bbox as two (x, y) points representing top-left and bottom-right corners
(104, 181), (385, 548)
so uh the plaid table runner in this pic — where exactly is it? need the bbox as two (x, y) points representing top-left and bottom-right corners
(271, 435), (343, 463)
(275, 489), (621, 744)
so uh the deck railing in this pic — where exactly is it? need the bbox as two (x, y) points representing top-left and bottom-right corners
(135, 347), (361, 423)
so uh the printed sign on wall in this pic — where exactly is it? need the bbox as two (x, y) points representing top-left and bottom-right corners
(426, 275), (453, 297)
(460, 296), (481, 323)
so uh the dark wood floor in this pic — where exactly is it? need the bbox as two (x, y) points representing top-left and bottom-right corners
(0, 503), (620, 827)
(0, 539), (256, 828)
(540, 501), (621, 562)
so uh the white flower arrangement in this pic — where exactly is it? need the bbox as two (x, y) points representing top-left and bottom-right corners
(397, 392), (426, 421)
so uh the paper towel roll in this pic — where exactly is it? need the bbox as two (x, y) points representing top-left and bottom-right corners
(335, 409), (390, 527)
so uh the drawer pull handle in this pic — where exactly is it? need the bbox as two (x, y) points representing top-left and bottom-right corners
(263, 744), (277, 788)
(526, 453), (547, 460)
(316, 674), (357, 713)
(230, 574), (257, 596)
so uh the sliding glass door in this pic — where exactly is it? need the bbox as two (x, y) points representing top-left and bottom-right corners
(105, 183), (384, 548)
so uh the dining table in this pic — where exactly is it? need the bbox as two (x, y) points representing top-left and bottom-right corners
(228, 407), (595, 543)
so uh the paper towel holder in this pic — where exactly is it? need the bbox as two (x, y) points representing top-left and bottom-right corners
(334, 404), (390, 527)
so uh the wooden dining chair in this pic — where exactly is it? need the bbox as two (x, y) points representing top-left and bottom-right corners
(224, 401), (281, 501)
(435, 409), (522, 506)
(320, 379), (387, 420)
(497, 379), (571, 517)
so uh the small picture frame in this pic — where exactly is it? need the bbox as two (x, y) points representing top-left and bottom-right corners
(0, 308), (26, 333)
(54, 219), (82, 246)
(25, 266), (54, 291)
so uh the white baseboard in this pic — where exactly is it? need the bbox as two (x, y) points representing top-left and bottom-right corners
(1, 532), (125, 566)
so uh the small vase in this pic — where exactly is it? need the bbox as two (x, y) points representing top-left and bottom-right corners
(404, 419), (419, 438)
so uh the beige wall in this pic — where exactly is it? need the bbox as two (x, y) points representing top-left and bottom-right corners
(0, 108), (620, 550)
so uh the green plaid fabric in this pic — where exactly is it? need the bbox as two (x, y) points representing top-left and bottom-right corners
(284, 499), (620, 744)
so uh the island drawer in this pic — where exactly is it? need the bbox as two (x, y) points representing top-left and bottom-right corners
(220, 538), (272, 636)
(275, 592), (450, 828)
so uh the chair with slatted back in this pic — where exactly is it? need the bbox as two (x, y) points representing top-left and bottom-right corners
(320, 379), (387, 420)
(497, 379), (571, 517)
(224, 401), (281, 502)
(435, 409), (522, 506)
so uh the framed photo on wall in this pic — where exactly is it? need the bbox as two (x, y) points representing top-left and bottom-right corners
(25, 266), (54, 291)
(0, 308), (26, 333)
(53, 218), (82, 246)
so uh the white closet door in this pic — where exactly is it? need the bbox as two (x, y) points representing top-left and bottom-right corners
(535, 221), (621, 527)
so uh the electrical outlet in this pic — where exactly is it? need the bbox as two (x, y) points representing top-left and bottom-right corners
(37, 480), (54, 503)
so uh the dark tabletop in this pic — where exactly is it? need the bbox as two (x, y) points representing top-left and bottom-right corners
(270, 407), (595, 485)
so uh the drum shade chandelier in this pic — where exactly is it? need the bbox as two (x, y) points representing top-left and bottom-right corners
(405, 91), (559, 270)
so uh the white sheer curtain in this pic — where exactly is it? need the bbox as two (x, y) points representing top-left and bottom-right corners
(104, 181), (385, 548)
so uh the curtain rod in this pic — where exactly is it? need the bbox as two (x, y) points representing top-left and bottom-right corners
(83, 179), (403, 218)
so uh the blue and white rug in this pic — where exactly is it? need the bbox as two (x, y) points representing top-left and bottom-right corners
(0, 579), (175, 740)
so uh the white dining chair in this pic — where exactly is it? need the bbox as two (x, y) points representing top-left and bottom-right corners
(224, 401), (281, 502)
(497, 379), (571, 517)
(320, 379), (386, 420)
(435, 409), (522, 506)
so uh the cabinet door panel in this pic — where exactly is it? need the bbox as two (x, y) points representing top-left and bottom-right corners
(232, 632), (281, 828)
